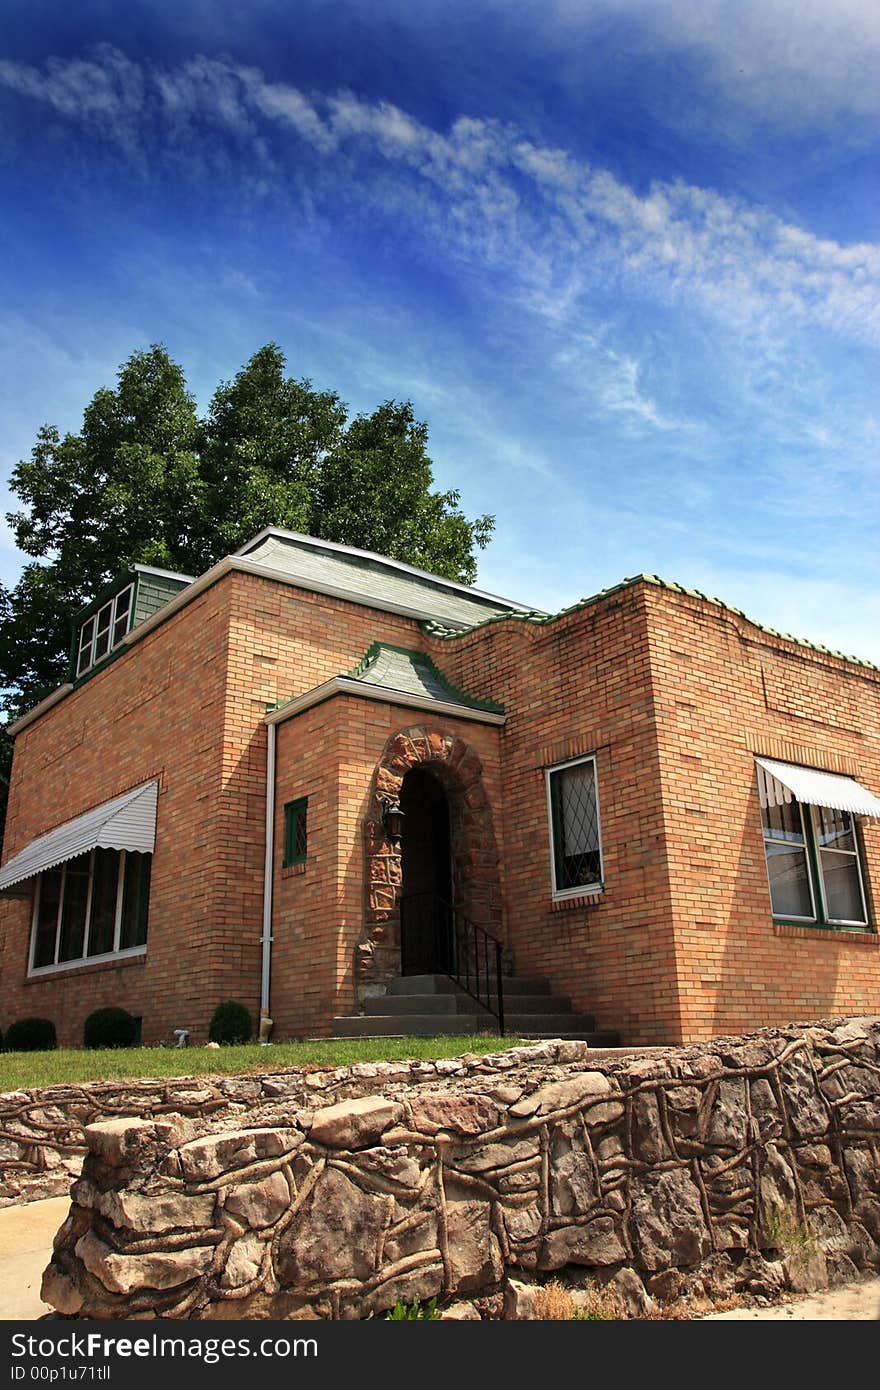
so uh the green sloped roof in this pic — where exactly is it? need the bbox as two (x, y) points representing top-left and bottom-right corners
(347, 643), (504, 713)
(240, 530), (535, 628)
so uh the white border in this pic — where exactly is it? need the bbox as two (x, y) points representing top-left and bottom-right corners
(76, 583), (134, 678)
(266, 675), (505, 727)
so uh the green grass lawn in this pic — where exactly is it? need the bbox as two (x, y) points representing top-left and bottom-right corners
(0, 1035), (526, 1092)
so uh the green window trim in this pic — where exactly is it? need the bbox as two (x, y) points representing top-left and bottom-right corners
(283, 797), (308, 868)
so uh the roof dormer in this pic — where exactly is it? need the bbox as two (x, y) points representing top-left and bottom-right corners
(72, 564), (193, 681)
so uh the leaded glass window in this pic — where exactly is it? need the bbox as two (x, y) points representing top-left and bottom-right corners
(547, 756), (603, 896)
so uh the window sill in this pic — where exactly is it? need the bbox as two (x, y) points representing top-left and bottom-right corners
(773, 921), (877, 945)
(27, 948), (147, 981)
(282, 861), (307, 878)
(551, 887), (604, 912)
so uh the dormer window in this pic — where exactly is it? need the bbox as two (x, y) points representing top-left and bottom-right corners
(76, 584), (134, 677)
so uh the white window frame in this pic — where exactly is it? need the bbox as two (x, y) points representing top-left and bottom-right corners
(545, 753), (604, 901)
(758, 768), (870, 930)
(28, 847), (149, 976)
(76, 584), (134, 677)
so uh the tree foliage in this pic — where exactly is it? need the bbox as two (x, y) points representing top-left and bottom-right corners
(0, 344), (494, 843)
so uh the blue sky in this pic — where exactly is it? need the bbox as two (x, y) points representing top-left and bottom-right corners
(1, 1), (878, 660)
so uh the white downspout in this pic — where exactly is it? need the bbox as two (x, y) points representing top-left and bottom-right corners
(259, 720), (276, 1041)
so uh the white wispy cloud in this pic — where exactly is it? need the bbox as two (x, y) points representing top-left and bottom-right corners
(2, 48), (878, 358)
(541, 0), (880, 134)
(642, 0), (880, 129)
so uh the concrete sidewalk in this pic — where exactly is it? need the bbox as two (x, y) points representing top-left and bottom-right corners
(2, 1195), (879, 1320)
(0, 1195), (69, 1319)
(698, 1275), (880, 1320)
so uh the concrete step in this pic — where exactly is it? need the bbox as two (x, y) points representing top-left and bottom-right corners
(362, 994), (492, 1017)
(364, 991), (577, 1020)
(486, 995), (576, 1016)
(334, 972), (615, 1043)
(388, 973), (553, 997)
(330, 1014), (498, 1038)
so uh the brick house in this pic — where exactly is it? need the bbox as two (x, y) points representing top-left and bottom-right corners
(1, 528), (879, 1047)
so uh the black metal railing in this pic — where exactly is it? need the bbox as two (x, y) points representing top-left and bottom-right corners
(400, 892), (505, 1034)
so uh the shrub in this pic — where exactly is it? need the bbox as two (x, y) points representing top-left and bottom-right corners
(83, 1007), (139, 1050)
(759, 1201), (820, 1274)
(385, 1296), (440, 1320)
(4, 1017), (57, 1051)
(533, 1279), (622, 1321)
(208, 1000), (253, 1044)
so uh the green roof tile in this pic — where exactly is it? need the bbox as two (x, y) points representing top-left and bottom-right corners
(347, 643), (504, 713)
(421, 574), (880, 672)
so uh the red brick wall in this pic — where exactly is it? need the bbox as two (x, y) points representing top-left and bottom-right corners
(644, 583), (880, 1041)
(426, 587), (679, 1044)
(215, 573), (435, 1035)
(0, 585), (233, 1045)
(271, 694), (503, 1038)
(0, 572), (428, 1045)
(427, 582), (880, 1044)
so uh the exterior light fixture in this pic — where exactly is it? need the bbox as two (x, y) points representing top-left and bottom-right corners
(380, 796), (405, 846)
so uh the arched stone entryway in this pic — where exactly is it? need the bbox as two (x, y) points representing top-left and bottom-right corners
(399, 767), (454, 974)
(355, 724), (503, 999)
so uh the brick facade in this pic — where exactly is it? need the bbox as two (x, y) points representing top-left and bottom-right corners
(2, 552), (878, 1047)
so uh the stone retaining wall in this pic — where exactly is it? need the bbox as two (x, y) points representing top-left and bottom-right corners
(41, 1017), (880, 1319)
(1, 1049), (560, 1206)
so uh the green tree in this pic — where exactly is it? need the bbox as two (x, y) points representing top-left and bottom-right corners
(0, 342), (493, 846)
(194, 344), (491, 579)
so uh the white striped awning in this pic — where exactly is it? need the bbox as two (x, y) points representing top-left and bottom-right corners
(0, 781), (159, 892)
(755, 758), (880, 818)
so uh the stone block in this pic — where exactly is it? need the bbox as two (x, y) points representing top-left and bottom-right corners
(225, 1171), (291, 1228)
(178, 1128), (302, 1181)
(75, 1229), (213, 1294)
(40, 1265), (84, 1315)
(629, 1169), (712, 1272)
(508, 1072), (612, 1119)
(407, 1093), (499, 1137)
(275, 1167), (379, 1285)
(221, 1234), (265, 1289)
(538, 1216), (627, 1270)
(441, 1300), (480, 1319)
(632, 1092), (671, 1163)
(81, 1184), (217, 1234)
(446, 1194), (503, 1293)
(308, 1097), (403, 1149)
(503, 1278), (540, 1319)
(84, 1119), (173, 1168)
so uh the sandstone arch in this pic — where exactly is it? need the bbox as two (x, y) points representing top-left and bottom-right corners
(356, 724), (504, 997)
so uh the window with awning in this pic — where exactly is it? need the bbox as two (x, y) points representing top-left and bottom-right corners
(0, 783), (158, 973)
(0, 781), (158, 893)
(755, 759), (877, 930)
